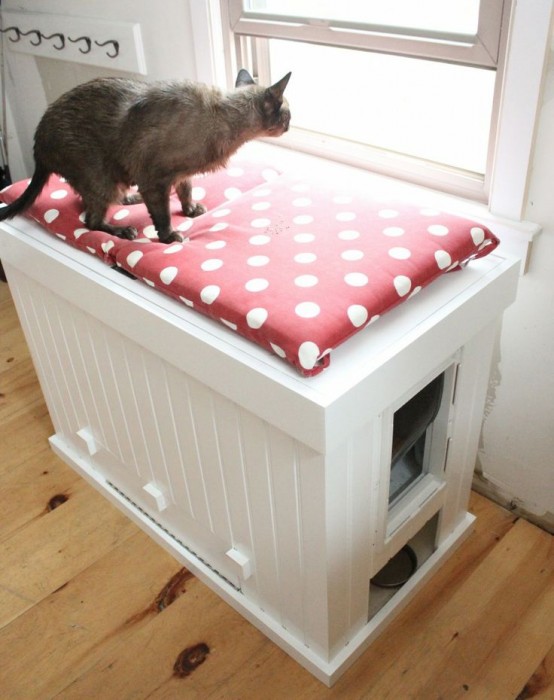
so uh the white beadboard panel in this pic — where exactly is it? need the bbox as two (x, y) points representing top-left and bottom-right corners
(322, 440), (352, 654)
(210, 394), (256, 570)
(74, 310), (125, 463)
(265, 425), (306, 640)
(50, 301), (98, 444)
(164, 364), (214, 528)
(71, 313), (152, 487)
(98, 331), (153, 482)
(40, 295), (85, 435)
(117, 339), (167, 488)
(149, 361), (196, 514)
(237, 409), (283, 619)
(234, 407), (330, 644)
(343, 425), (379, 641)
(323, 425), (376, 658)
(8, 274), (245, 585)
(134, 348), (179, 504)
(10, 274), (74, 437)
(94, 327), (143, 477)
(186, 380), (234, 543)
(293, 444), (331, 656)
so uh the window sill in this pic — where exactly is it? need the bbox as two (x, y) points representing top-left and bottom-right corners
(271, 127), (489, 204)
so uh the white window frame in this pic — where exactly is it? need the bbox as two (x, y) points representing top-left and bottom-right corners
(191, 0), (554, 221)
(227, 0), (505, 69)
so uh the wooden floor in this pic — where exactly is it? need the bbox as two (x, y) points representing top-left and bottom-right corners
(0, 279), (553, 700)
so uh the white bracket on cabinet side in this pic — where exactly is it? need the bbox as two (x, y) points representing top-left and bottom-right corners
(143, 481), (168, 512)
(225, 547), (253, 580)
(76, 427), (99, 456)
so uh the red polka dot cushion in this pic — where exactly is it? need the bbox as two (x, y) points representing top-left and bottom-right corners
(0, 157), (281, 265)
(0, 160), (499, 376)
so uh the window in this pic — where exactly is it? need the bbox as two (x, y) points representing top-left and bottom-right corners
(221, 0), (509, 200)
(200, 0), (552, 218)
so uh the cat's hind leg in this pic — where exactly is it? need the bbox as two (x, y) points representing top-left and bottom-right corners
(75, 179), (137, 239)
(140, 183), (182, 244)
(83, 197), (137, 239)
(175, 179), (206, 217)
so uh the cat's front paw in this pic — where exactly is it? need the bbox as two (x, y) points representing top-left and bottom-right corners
(159, 231), (184, 244)
(183, 202), (206, 218)
(113, 226), (138, 240)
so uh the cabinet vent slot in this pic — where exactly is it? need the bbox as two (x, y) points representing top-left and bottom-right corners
(106, 480), (242, 593)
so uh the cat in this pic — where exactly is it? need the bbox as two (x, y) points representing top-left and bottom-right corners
(0, 69), (291, 243)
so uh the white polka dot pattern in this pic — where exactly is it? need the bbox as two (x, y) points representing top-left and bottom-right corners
(0, 162), (500, 376)
(246, 307), (268, 329)
(44, 209), (59, 223)
(160, 266), (178, 285)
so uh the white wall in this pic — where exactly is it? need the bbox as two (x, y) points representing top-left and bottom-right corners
(476, 36), (554, 530)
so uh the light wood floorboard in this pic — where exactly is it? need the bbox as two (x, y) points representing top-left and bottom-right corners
(0, 280), (552, 699)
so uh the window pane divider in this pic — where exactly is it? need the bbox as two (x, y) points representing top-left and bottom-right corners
(228, 0), (505, 68)
(232, 20), (497, 68)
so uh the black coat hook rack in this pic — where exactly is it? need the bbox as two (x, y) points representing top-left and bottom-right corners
(1, 25), (121, 60)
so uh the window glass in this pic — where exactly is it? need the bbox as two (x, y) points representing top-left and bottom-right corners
(245, 0), (481, 35)
(269, 39), (495, 174)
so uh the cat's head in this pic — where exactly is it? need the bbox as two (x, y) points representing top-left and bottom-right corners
(235, 69), (291, 137)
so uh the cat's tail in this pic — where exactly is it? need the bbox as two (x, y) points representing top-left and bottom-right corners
(0, 165), (50, 221)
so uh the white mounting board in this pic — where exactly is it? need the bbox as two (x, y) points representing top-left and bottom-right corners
(2, 10), (147, 75)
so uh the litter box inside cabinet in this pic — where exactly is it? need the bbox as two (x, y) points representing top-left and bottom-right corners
(0, 211), (519, 686)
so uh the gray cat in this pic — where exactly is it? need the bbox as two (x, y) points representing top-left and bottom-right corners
(0, 69), (291, 243)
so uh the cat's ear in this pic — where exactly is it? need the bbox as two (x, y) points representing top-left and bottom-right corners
(235, 69), (256, 88)
(267, 72), (291, 102)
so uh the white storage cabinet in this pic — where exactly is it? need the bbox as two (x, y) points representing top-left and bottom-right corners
(0, 214), (519, 684)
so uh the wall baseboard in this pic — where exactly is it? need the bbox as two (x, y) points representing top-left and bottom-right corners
(472, 475), (554, 534)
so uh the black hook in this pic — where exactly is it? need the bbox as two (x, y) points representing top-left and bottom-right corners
(0, 26), (21, 42)
(68, 35), (92, 54)
(30, 31), (42, 46)
(41, 32), (65, 51)
(94, 39), (119, 58)
(19, 29), (42, 46)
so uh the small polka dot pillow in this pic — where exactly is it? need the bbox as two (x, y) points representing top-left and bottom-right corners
(0, 161), (499, 376)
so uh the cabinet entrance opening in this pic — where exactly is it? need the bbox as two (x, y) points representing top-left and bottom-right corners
(389, 373), (445, 505)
